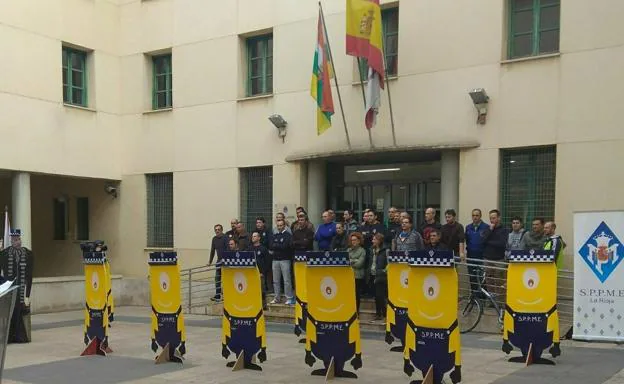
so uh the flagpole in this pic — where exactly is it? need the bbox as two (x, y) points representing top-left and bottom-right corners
(380, 38), (397, 147)
(356, 58), (374, 148)
(319, 1), (351, 149)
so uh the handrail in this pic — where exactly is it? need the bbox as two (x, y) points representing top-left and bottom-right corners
(180, 264), (218, 312)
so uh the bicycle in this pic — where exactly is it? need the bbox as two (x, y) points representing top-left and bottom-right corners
(457, 263), (504, 334)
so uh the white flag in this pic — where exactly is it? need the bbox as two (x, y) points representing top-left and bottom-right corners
(2, 209), (10, 250)
(364, 67), (381, 130)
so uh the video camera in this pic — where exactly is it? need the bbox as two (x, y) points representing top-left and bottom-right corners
(80, 240), (108, 252)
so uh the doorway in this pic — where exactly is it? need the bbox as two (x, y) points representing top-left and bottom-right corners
(327, 162), (441, 228)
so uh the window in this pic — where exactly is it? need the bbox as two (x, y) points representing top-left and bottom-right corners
(152, 54), (172, 109)
(358, 7), (399, 80)
(240, 167), (273, 232)
(508, 0), (560, 59)
(500, 146), (556, 227)
(76, 197), (89, 241)
(246, 35), (273, 96)
(146, 173), (174, 248)
(53, 198), (67, 240)
(62, 47), (87, 107)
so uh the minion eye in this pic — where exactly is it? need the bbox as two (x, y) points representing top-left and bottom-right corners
(523, 268), (540, 290)
(159, 272), (170, 292)
(400, 270), (409, 288)
(234, 272), (248, 294)
(320, 277), (338, 300)
(422, 274), (440, 301)
(91, 272), (99, 290)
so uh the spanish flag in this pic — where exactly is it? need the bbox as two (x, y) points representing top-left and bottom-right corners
(311, 8), (335, 136)
(346, 0), (385, 86)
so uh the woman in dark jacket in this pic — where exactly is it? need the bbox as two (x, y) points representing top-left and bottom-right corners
(371, 233), (388, 321)
(331, 222), (348, 251)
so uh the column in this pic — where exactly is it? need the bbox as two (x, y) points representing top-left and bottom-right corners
(12, 172), (32, 249)
(440, 150), (460, 215)
(306, 160), (327, 227)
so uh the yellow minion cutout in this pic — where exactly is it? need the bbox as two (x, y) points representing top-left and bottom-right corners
(294, 251), (308, 343)
(81, 248), (112, 356)
(304, 251), (362, 379)
(403, 250), (461, 384)
(386, 251), (413, 352)
(503, 250), (560, 364)
(149, 251), (186, 363)
(221, 251), (267, 371)
(104, 257), (115, 325)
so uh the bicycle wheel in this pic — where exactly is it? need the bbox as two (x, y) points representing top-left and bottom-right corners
(458, 295), (482, 334)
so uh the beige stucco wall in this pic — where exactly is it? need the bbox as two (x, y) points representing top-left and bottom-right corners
(0, 0), (622, 278)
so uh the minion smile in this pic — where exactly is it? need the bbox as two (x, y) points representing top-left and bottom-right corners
(398, 298), (408, 305)
(90, 299), (101, 307)
(517, 298), (542, 306)
(318, 304), (344, 314)
(158, 300), (173, 308)
(233, 304), (253, 312)
(418, 309), (443, 320)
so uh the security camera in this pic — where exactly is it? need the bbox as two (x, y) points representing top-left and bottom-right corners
(104, 184), (118, 198)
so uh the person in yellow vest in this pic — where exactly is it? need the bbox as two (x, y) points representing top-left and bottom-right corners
(543, 222), (566, 269)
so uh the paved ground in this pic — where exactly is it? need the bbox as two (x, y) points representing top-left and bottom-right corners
(2, 307), (623, 383)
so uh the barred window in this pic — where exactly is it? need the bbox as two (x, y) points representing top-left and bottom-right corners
(240, 167), (273, 232)
(146, 173), (174, 248)
(500, 146), (556, 226)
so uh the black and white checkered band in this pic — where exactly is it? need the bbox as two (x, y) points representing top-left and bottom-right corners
(83, 251), (107, 265)
(221, 251), (257, 268)
(409, 250), (454, 267)
(294, 252), (307, 262)
(148, 251), (178, 266)
(508, 250), (555, 263)
(306, 251), (350, 267)
(388, 251), (415, 264)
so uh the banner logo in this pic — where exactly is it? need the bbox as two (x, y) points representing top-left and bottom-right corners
(578, 221), (623, 283)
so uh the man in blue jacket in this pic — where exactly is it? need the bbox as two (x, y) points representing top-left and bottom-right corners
(314, 210), (337, 251)
(465, 209), (489, 294)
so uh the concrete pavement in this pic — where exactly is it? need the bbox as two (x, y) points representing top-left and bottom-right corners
(2, 307), (623, 383)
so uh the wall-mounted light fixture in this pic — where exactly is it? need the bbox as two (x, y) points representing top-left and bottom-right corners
(468, 88), (489, 125)
(268, 114), (288, 143)
(104, 183), (118, 198)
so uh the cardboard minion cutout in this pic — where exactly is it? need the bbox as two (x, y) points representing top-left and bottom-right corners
(386, 251), (413, 352)
(81, 245), (113, 356)
(149, 251), (186, 364)
(104, 256), (115, 325)
(403, 250), (461, 384)
(503, 250), (560, 365)
(221, 251), (267, 371)
(304, 251), (362, 380)
(294, 251), (308, 343)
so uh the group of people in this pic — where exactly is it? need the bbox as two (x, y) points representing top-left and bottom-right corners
(209, 205), (566, 323)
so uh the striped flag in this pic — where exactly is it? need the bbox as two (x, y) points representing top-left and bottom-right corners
(346, 0), (385, 129)
(310, 8), (335, 136)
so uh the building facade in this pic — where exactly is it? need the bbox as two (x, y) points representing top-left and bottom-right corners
(0, 0), (622, 280)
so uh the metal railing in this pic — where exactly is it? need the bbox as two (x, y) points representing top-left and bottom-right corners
(180, 264), (218, 312)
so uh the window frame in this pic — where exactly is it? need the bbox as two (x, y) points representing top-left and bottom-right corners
(152, 54), (173, 110)
(146, 173), (174, 248)
(358, 7), (399, 81)
(62, 47), (88, 107)
(53, 198), (68, 241)
(76, 197), (89, 241)
(499, 145), (557, 226)
(246, 34), (273, 97)
(507, 0), (560, 59)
